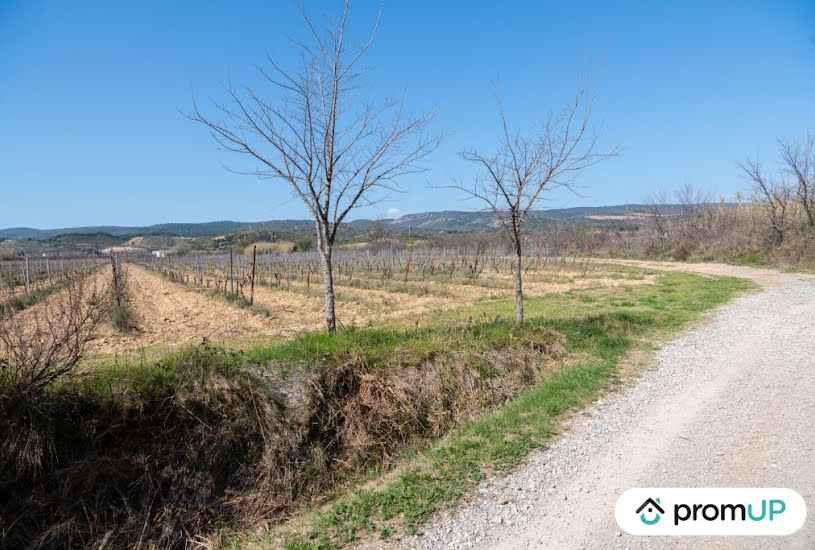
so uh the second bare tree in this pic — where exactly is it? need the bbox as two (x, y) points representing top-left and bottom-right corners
(455, 88), (615, 324)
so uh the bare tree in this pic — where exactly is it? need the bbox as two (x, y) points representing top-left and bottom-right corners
(454, 89), (615, 324)
(673, 182), (714, 245)
(190, 2), (437, 332)
(739, 158), (792, 244)
(644, 187), (670, 250)
(779, 133), (815, 228)
(1, 274), (110, 401)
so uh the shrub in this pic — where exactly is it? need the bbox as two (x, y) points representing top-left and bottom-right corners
(109, 300), (137, 333)
(1, 274), (110, 481)
(0, 274), (110, 401)
(108, 267), (138, 334)
(294, 235), (313, 252)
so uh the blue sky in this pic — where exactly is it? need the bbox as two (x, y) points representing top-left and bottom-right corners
(1, 1), (814, 229)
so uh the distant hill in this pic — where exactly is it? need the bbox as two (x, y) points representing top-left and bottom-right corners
(0, 221), (254, 241)
(0, 204), (685, 241)
(382, 205), (665, 231)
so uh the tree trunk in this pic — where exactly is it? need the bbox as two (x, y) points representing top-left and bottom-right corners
(316, 222), (337, 333)
(513, 241), (524, 325)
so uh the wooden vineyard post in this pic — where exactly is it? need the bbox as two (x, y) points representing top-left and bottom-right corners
(23, 257), (30, 297)
(229, 246), (235, 295)
(404, 245), (412, 284)
(250, 245), (257, 306)
(111, 253), (122, 308)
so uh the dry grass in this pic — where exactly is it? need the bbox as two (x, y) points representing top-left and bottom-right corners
(0, 323), (567, 549)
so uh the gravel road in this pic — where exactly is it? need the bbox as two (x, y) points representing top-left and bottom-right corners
(401, 263), (815, 550)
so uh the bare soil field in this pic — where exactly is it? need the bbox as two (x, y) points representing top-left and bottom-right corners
(105, 262), (658, 356)
(88, 266), (282, 354)
(248, 282), (458, 331)
(6, 261), (658, 359)
(0, 282), (28, 301)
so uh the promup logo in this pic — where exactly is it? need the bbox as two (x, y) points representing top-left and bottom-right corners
(616, 488), (806, 536)
(636, 497), (664, 525)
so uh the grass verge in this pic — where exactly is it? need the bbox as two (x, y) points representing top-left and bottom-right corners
(254, 272), (752, 549)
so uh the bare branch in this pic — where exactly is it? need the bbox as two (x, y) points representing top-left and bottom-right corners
(189, 2), (438, 331)
(739, 157), (792, 243)
(779, 133), (815, 227)
(454, 86), (616, 245)
(450, 84), (615, 324)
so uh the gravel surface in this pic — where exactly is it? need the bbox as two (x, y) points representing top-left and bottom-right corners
(399, 264), (815, 550)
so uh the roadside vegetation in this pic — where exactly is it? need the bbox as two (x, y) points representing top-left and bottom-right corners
(0, 267), (750, 548)
(526, 136), (815, 271)
(266, 271), (749, 548)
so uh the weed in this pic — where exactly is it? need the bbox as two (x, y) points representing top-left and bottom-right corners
(110, 299), (137, 333)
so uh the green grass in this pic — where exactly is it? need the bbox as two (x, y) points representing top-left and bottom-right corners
(72, 344), (251, 400)
(68, 271), (752, 549)
(251, 272), (752, 549)
(75, 309), (548, 406)
(733, 252), (765, 266)
(239, 317), (544, 368)
(81, 314), (559, 401)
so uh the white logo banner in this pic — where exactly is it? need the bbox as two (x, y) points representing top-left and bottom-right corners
(615, 488), (807, 536)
